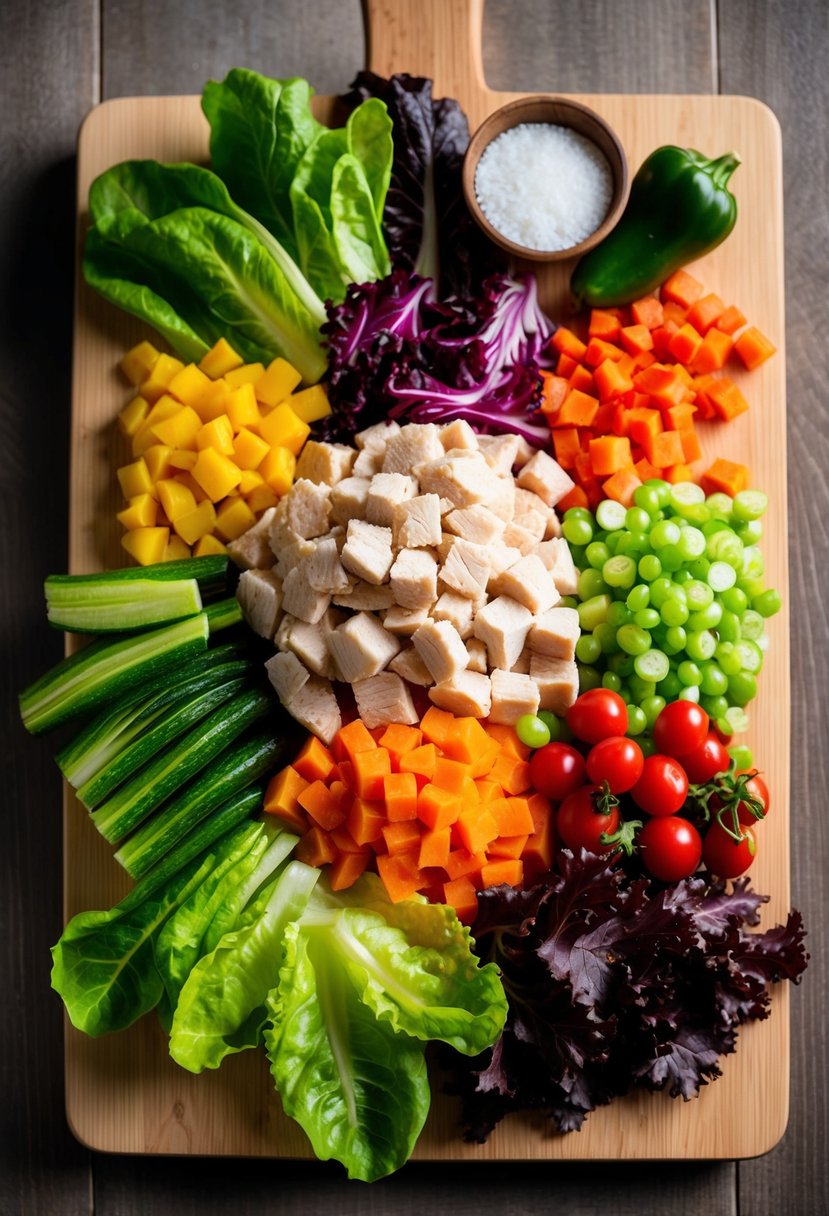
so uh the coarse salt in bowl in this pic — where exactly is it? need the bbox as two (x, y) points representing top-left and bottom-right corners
(462, 96), (629, 263)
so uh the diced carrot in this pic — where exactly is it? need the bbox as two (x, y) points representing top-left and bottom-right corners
(296, 825), (337, 868)
(634, 454), (661, 483)
(650, 322), (680, 360)
(539, 372), (569, 416)
(610, 402), (630, 437)
(417, 783), (461, 830)
(593, 358), (633, 401)
(568, 363), (595, 394)
(438, 716), (488, 765)
(627, 409), (663, 450)
(663, 401), (697, 430)
(292, 736), (337, 784)
(592, 401), (619, 433)
(376, 852), (423, 903)
(715, 304), (748, 335)
(645, 429), (686, 469)
(575, 448), (597, 483)
(589, 308), (623, 342)
(552, 426), (582, 470)
(555, 485), (589, 512)
(328, 850), (369, 891)
(383, 770), (419, 821)
(487, 833), (530, 860)
(431, 755), (471, 796)
(522, 826), (555, 880)
(479, 859), (523, 889)
(601, 464), (642, 507)
(705, 376), (749, 421)
(690, 327), (733, 374)
(337, 759), (355, 792)
(555, 388), (599, 428)
(678, 426), (703, 463)
(734, 325), (777, 370)
(475, 779), (502, 803)
(489, 752), (532, 795)
(377, 723), (423, 768)
(691, 374), (718, 420)
(630, 296), (664, 330)
(489, 796), (535, 837)
(298, 780), (347, 831)
(419, 706), (457, 749)
(485, 724), (530, 759)
(382, 819), (423, 854)
(661, 269), (703, 308)
(685, 292), (725, 334)
(667, 322), (703, 365)
(632, 349), (657, 371)
(333, 719), (377, 764)
(468, 733), (503, 778)
(418, 826), (452, 870)
(588, 435), (632, 477)
(555, 352), (578, 378)
(263, 766), (311, 832)
(442, 876), (479, 925)
(619, 324), (654, 357)
(700, 457), (750, 497)
(456, 807), (499, 855)
(661, 299), (690, 327)
(399, 742), (438, 785)
(347, 797), (387, 846)
(330, 825), (368, 854)
(551, 326), (588, 361)
(633, 365), (688, 409)
(526, 792), (553, 832)
(352, 747), (392, 800)
(444, 848), (488, 881)
(664, 462), (695, 484)
(583, 337), (625, 368)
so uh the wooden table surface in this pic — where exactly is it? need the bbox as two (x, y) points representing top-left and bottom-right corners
(2, 1), (826, 1212)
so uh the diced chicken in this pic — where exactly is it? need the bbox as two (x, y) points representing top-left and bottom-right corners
(332, 581), (395, 611)
(472, 595), (534, 671)
(329, 475), (371, 526)
(416, 452), (502, 509)
(466, 637), (489, 674)
(432, 590), (476, 639)
(489, 668), (541, 725)
(268, 498), (302, 559)
(439, 537), (491, 600)
(491, 554), (561, 615)
(502, 520), (543, 555)
(510, 648), (532, 675)
(535, 538), (580, 595)
(516, 449), (575, 507)
(443, 504), (505, 546)
(515, 488), (558, 539)
(487, 475), (517, 522)
(274, 536), (316, 581)
(411, 619), (470, 684)
(530, 655), (579, 714)
(327, 611), (401, 683)
(383, 603), (432, 636)
(528, 606), (581, 660)
(236, 568), (282, 638)
(352, 672), (418, 729)
(295, 440), (355, 487)
(306, 536), (350, 594)
(509, 505), (546, 543)
(477, 432), (521, 475)
(429, 670), (492, 719)
(544, 511), (563, 539)
(512, 436), (537, 470)
(389, 646), (434, 686)
(486, 545), (522, 589)
(366, 472), (418, 527)
(340, 518), (394, 585)
(281, 564), (331, 624)
(285, 675), (342, 745)
(356, 419), (400, 451)
(389, 548), (438, 611)
(438, 419), (480, 452)
(352, 446), (384, 478)
(265, 650), (310, 705)
(382, 422), (443, 473)
(227, 506), (278, 570)
(394, 493), (442, 548)
(274, 613), (297, 651)
(286, 478), (332, 539)
(285, 609), (343, 678)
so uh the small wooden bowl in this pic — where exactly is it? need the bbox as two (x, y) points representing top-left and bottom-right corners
(462, 95), (630, 262)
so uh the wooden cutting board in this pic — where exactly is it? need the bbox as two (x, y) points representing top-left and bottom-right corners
(65, 0), (789, 1163)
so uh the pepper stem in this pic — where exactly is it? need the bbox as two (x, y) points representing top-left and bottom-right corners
(708, 152), (741, 188)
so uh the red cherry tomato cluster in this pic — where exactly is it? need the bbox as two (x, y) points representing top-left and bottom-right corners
(526, 690), (770, 884)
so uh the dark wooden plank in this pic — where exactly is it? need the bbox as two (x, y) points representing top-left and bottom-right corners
(717, 1), (829, 1208)
(0, 1), (99, 1214)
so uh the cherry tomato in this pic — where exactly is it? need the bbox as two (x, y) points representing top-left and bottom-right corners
(736, 773), (770, 826)
(652, 700), (709, 758)
(557, 785), (620, 853)
(529, 743), (587, 802)
(637, 816), (702, 882)
(566, 689), (628, 745)
(630, 754), (689, 817)
(586, 736), (644, 794)
(681, 733), (730, 785)
(702, 822), (757, 877)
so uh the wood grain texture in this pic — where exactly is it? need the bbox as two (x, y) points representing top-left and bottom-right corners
(66, 0), (790, 1169)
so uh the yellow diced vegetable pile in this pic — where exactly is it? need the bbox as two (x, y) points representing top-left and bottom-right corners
(115, 339), (331, 565)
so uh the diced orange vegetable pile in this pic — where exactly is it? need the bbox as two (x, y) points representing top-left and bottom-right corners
(263, 708), (555, 923)
(114, 338), (331, 566)
(540, 269), (776, 510)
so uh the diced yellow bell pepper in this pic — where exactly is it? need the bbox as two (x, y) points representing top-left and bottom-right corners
(226, 382), (261, 432)
(245, 484), (280, 514)
(287, 383), (331, 423)
(163, 534), (192, 562)
(174, 499), (217, 546)
(131, 394), (182, 455)
(232, 427), (270, 471)
(258, 403), (310, 455)
(121, 526), (170, 566)
(118, 396), (150, 438)
(192, 447), (243, 501)
(151, 405), (202, 449)
(192, 378), (231, 423)
(176, 471), (211, 504)
(117, 457), (154, 501)
(215, 496), (257, 541)
(169, 448), (198, 471)
(256, 357), (302, 407)
(258, 444), (296, 496)
(195, 415), (235, 456)
(193, 533), (229, 557)
(167, 363), (214, 411)
(198, 337), (243, 380)
(239, 469), (265, 495)
(120, 340), (161, 386)
(143, 444), (175, 484)
(156, 478), (197, 522)
(224, 362), (265, 390)
(139, 353), (186, 403)
(117, 493), (158, 530)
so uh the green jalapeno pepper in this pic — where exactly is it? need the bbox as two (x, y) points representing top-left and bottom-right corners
(570, 145), (740, 308)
